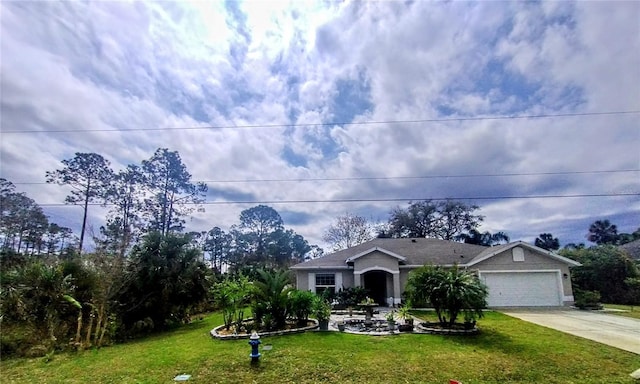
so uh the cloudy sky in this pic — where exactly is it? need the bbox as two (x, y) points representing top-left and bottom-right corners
(1, 1), (639, 250)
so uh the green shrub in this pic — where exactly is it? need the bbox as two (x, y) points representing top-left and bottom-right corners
(574, 289), (603, 309)
(251, 269), (293, 331)
(116, 232), (210, 336)
(562, 245), (640, 304)
(312, 296), (331, 322)
(288, 290), (316, 325)
(212, 274), (252, 330)
(335, 286), (368, 308)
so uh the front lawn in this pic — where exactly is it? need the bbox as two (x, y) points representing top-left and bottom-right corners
(1, 311), (638, 384)
(603, 304), (640, 320)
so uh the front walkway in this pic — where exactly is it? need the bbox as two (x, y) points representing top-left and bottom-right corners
(502, 309), (640, 354)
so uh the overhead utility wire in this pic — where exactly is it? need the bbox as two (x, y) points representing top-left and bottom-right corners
(9, 169), (640, 185)
(196, 169), (640, 184)
(2, 110), (638, 134)
(34, 192), (640, 207)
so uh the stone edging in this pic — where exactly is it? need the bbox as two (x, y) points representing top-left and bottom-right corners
(210, 319), (319, 340)
(416, 322), (479, 335)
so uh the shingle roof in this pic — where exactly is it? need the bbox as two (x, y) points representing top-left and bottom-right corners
(466, 242), (513, 264)
(291, 238), (489, 269)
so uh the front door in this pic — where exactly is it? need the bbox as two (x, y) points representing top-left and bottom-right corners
(363, 270), (387, 306)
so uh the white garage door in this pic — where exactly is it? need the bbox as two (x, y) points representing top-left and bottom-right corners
(481, 272), (562, 307)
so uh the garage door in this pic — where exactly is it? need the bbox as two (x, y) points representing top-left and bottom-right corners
(481, 272), (562, 307)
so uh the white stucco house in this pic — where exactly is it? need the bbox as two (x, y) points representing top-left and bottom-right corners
(291, 238), (581, 307)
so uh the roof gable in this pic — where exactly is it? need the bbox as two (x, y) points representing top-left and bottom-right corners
(345, 247), (406, 263)
(466, 241), (581, 267)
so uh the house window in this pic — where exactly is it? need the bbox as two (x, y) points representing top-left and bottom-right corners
(315, 273), (336, 294)
(512, 247), (525, 262)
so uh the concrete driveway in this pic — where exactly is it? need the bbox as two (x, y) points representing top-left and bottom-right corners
(501, 309), (640, 354)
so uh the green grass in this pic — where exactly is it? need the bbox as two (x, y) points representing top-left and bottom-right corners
(603, 304), (640, 319)
(1, 311), (638, 384)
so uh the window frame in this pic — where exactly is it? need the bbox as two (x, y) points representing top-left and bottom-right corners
(315, 273), (336, 294)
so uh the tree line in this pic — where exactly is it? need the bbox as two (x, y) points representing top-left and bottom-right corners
(322, 200), (510, 251)
(2, 148), (322, 269)
(45, 148), (207, 255)
(1, 178), (77, 256)
(0, 148), (323, 357)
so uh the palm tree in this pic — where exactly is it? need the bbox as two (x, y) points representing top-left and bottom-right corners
(252, 269), (293, 330)
(406, 265), (488, 327)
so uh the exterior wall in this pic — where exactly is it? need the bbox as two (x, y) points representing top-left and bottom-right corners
(296, 271), (309, 291)
(399, 269), (412, 296)
(340, 272), (354, 289)
(295, 269), (353, 292)
(385, 273), (396, 305)
(472, 247), (575, 303)
(353, 250), (400, 273)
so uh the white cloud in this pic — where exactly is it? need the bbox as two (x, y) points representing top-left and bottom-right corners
(1, 0), (638, 250)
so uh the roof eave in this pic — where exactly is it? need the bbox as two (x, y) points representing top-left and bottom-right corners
(400, 264), (462, 269)
(290, 265), (351, 270)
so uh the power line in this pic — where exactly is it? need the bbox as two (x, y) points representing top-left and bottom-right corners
(2, 110), (639, 134)
(9, 169), (640, 185)
(35, 192), (640, 207)
(198, 169), (640, 183)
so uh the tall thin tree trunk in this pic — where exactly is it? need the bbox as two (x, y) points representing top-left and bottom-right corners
(167, 193), (174, 235)
(75, 310), (84, 349)
(17, 230), (23, 252)
(97, 318), (109, 347)
(79, 182), (91, 254)
(161, 173), (169, 237)
(119, 203), (130, 258)
(93, 304), (104, 345)
(85, 310), (94, 348)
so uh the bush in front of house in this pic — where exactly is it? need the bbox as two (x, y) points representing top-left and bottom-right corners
(213, 269), (327, 333)
(335, 286), (369, 309)
(289, 289), (317, 325)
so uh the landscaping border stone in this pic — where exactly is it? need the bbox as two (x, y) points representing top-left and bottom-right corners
(416, 322), (479, 335)
(210, 319), (319, 340)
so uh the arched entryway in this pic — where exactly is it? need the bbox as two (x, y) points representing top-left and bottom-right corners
(363, 270), (392, 306)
